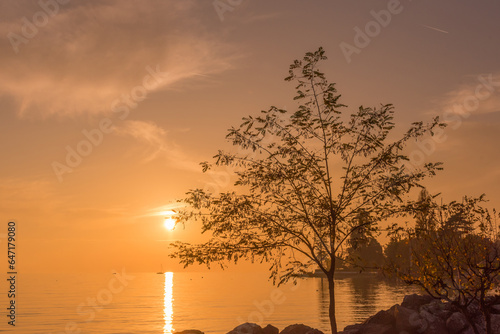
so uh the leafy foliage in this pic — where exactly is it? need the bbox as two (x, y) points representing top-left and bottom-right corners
(388, 194), (500, 334)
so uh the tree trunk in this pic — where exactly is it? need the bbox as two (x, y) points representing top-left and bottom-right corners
(460, 307), (480, 334)
(327, 274), (338, 334)
(479, 287), (492, 334)
(485, 310), (492, 334)
(481, 301), (492, 334)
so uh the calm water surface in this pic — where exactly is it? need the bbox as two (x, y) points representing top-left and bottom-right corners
(3, 271), (416, 333)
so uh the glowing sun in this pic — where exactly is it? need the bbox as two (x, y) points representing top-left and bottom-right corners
(163, 217), (176, 230)
(163, 210), (177, 230)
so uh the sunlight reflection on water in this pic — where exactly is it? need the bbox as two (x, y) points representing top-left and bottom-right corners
(164, 272), (174, 334)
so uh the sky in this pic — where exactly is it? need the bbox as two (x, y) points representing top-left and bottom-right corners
(0, 0), (499, 273)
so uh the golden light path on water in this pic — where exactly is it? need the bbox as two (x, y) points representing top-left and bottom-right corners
(164, 272), (174, 334)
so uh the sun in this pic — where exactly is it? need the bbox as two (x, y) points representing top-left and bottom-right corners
(163, 216), (176, 231)
(161, 210), (177, 230)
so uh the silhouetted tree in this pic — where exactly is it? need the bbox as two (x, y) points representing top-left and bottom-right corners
(346, 237), (385, 270)
(384, 235), (411, 273)
(170, 48), (444, 333)
(414, 189), (439, 236)
(344, 210), (385, 270)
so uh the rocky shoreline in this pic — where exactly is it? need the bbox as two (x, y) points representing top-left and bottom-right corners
(341, 294), (500, 334)
(174, 294), (500, 334)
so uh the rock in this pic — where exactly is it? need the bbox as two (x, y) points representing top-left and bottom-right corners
(338, 294), (500, 334)
(446, 312), (470, 334)
(358, 324), (397, 334)
(491, 314), (500, 333)
(392, 305), (421, 333)
(279, 324), (324, 334)
(341, 323), (362, 334)
(423, 300), (453, 319)
(407, 312), (431, 334)
(419, 309), (447, 334)
(491, 304), (500, 315)
(340, 308), (397, 334)
(485, 295), (500, 306)
(461, 327), (476, 334)
(364, 308), (396, 326)
(401, 294), (434, 311)
(262, 324), (279, 334)
(175, 331), (204, 334)
(228, 323), (265, 334)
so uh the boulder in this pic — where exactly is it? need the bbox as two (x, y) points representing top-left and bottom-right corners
(341, 323), (362, 334)
(460, 327), (476, 334)
(365, 308), (396, 326)
(340, 308), (397, 334)
(338, 294), (500, 334)
(446, 312), (470, 334)
(422, 300), (453, 319)
(279, 324), (324, 334)
(228, 323), (265, 334)
(262, 324), (279, 334)
(401, 294), (434, 311)
(355, 323), (396, 334)
(419, 310), (447, 334)
(491, 304), (500, 315)
(392, 305), (422, 333)
(407, 312), (431, 334)
(341, 323), (397, 334)
(485, 295), (500, 307)
(491, 314), (500, 333)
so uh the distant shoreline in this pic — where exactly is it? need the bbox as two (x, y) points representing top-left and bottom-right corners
(300, 270), (380, 278)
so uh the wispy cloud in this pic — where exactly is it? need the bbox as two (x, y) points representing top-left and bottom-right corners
(437, 73), (500, 116)
(136, 203), (188, 219)
(114, 120), (168, 162)
(0, 0), (232, 119)
(114, 120), (202, 171)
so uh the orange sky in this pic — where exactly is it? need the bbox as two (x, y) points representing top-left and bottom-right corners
(0, 0), (499, 273)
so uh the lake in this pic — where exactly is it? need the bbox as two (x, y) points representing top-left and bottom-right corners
(3, 271), (416, 333)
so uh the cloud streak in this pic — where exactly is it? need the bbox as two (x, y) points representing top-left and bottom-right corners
(421, 24), (449, 34)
